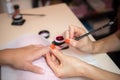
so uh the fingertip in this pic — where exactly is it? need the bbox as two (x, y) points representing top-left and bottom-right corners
(65, 39), (70, 44)
(50, 44), (56, 49)
(27, 64), (44, 74)
(34, 67), (44, 74)
(69, 25), (74, 29)
(36, 68), (45, 74)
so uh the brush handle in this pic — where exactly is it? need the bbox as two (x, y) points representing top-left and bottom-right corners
(75, 21), (114, 40)
(21, 13), (45, 16)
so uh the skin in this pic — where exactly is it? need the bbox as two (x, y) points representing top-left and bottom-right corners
(46, 49), (120, 80)
(1, 4), (120, 80)
(63, 26), (120, 54)
(46, 25), (120, 80)
(0, 26), (119, 79)
(0, 45), (50, 74)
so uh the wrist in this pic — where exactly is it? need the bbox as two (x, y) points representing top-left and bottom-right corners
(0, 49), (14, 66)
(0, 50), (7, 65)
(76, 61), (91, 77)
(91, 42), (97, 54)
(79, 62), (97, 79)
(88, 41), (95, 54)
(92, 40), (104, 54)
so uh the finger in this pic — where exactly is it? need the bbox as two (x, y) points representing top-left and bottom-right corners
(76, 28), (86, 36)
(32, 45), (45, 50)
(33, 44), (44, 48)
(29, 44), (44, 48)
(51, 52), (60, 65)
(65, 30), (70, 39)
(62, 30), (69, 39)
(69, 26), (75, 38)
(51, 53), (60, 65)
(69, 39), (78, 47)
(69, 26), (86, 38)
(51, 53), (57, 62)
(50, 49), (64, 60)
(64, 30), (70, 44)
(46, 53), (57, 71)
(32, 46), (50, 60)
(55, 46), (61, 50)
(25, 63), (44, 74)
(62, 30), (67, 39)
(40, 46), (50, 55)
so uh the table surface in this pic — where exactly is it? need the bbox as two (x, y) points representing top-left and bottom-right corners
(0, 3), (120, 76)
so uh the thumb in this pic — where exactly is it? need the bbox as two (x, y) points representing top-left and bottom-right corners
(51, 49), (64, 61)
(69, 39), (78, 47)
(25, 63), (44, 74)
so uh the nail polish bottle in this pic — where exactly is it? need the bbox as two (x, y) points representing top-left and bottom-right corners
(12, 4), (25, 25)
(52, 36), (69, 50)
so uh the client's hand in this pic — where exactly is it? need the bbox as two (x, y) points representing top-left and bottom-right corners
(63, 26), (94, 53)
(0, 45), (50, 74)
(46, 48), (87, 78)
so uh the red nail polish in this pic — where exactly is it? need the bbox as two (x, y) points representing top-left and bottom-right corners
(50, 44), (55, 49)
(65, 39), (70, 44)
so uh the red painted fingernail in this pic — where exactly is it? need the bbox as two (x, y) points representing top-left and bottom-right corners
(50, 44), (55, 49)
(65, 39), (70, 44)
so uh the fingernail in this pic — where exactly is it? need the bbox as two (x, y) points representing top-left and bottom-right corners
(65, 39), (70, 44)
(50, 44), (55, 49)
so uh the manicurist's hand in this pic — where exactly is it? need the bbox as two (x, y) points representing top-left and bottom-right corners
(46, 49), (120, 80)
(46, 48), (87, 78)
(63, 26), (94, 53)
(0, 45), (50, 74)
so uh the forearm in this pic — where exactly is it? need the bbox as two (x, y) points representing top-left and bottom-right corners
(93, 31), (120, 53)
(81, 63), (120, 80)
(0, 49), (13, 66)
